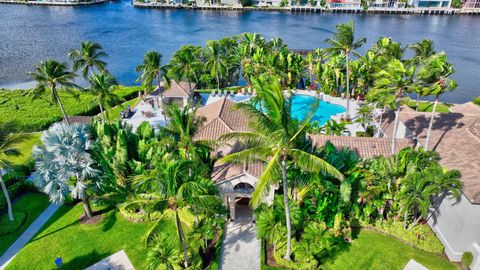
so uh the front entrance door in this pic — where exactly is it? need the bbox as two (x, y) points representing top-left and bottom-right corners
(234, 197), (252, 224)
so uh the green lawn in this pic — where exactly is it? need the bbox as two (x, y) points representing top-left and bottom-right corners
(0, 86), (142, 133)
(0, 133), (41, 165)
(0, 193), (50, 256)
(404, 100), (451, 113)
(6, 203), (152, 270)
(322, 230), (457, 270)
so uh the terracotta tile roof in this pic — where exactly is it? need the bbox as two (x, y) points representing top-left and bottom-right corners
(194, 98), (251, 141)
(162, 80), (196, 98)
(309, 134), (414, 159)
(64, 116), (93, 125)
(380, 103), (480, 204)
(211, 161), (264, 183)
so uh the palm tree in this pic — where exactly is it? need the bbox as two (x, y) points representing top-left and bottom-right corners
(168, 45), (203, 95)
(31, 123), (100, 218)
(220, 76), (343, 260)
(417, 53), (457, 150)
(147, 235), (182, 270)
(124, 157), (221, 268)
(367, 59), (415, 154)
(87, 72), (120, 123)
(354, 104), (373, 133)
(69, 41), (108, 78)
(204, 40), (229, 90)
(159, 104), (210, 161)
(0, 130), (23, 221)
(397, 171), (433, 229)
(136, 51), (171, 123)
(28, 60), (78, 125)
(325, 21), (366, 119)
(409, 39), (436, 111)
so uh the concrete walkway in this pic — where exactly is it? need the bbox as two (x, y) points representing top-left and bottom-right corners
(0, 203), (60, 270)
(220, 204), (260, 270)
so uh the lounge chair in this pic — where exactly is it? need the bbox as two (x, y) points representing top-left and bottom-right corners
(211, 89), (216, 97)
(230, 89), (234, 96)
(217, 89), (222, 97)
(223, 90), (228, 96)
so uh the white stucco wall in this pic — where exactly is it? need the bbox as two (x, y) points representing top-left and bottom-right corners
(216, 173), (275, 205)
(428, 194), (480, 269)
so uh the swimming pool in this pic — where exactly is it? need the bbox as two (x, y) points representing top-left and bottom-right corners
(291, 95), (346, 126)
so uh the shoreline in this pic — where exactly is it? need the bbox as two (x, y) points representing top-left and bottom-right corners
(0, 0), (106, 6)
(132, 3), (480, 15)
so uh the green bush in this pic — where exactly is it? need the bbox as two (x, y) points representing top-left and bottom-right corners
(0, 165), (37, 211)
(0, 86), (141, 133)
(0, 211), (27, 235)
(371, 220), (444, 254)
(462, 252), (473, 269)
(473, 97), (480, 106)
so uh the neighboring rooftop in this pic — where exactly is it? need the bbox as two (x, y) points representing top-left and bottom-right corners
(162, 80), (196, 98)
(381, 103), (480, 204)
(309, 134), (414, 159)
(194, 97), (251, 141)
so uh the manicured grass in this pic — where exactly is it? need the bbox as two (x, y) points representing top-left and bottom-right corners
(404, 100), (451, 113)
(6, 203), (152, 270)
(0, 133), (41, 165)
(0, 86), (142, 133)
(322, 230), (457, 270)
(0, 193), (50, 256)
(473, 96), (480, 106)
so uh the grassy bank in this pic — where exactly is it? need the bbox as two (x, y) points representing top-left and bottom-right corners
(6, 204), (152, 270)
(0, 193), (50, 256)
(0, 133), (41, 165)
(404, 99), (451, 113)
(0, 86), (142, 133)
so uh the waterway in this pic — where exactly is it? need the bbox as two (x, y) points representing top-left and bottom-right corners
(1, 1), (479, 103)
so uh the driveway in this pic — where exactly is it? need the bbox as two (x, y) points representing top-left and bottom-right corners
(220, 204), (260, 270)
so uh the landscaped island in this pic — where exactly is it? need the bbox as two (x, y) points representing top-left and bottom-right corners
(1, 22), (478, 270)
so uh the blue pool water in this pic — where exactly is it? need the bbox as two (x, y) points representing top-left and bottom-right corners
(291, 95), (346, 126)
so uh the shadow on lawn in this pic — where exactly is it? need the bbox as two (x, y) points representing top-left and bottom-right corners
(51, 250), (109, 270)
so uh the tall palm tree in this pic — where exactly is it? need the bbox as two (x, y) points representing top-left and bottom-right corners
(28, 60), (78, 125)
(136, 51), (171, 123)
(124, 157), (221, 268)
(31, 123), (100, 218)
(367, 59), (415, 154)
(87, 72), (120, 123)
(325, 21), (366, 119)
(204, 40), (229, 90)
(0, 130), (22, 221)
(69, 41), (108, 79)
(417, 53), (457, 150)
(168, 45), (203, 95)
(220, 76), (343, 260)
(409, 39), (436, 111)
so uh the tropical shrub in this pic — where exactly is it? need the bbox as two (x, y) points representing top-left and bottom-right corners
(371, 220), (444, 254)
(473, 96), (480, 106)
(462, 252), (473, 270)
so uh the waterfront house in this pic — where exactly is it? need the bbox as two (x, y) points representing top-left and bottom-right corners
(194, 97), (275, 220)
(410, 0), (451, 8)
(380, 103), (480, 269)
(162, 80), (197, 108)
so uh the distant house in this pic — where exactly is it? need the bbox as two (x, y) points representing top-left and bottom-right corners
(462, 0), (480, 9)
(410, 0), (451, 7)
(380, 103), (480, 269)
(162, 80), (196, 108)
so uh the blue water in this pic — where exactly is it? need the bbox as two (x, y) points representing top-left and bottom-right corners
(291, 95), (345, 126)
(1, 2), (480, 103)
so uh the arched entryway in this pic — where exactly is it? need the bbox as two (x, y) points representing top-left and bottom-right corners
(226, 182), (255, 223)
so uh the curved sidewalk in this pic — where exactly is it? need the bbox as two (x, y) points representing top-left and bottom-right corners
(0, 203), (60, 270)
